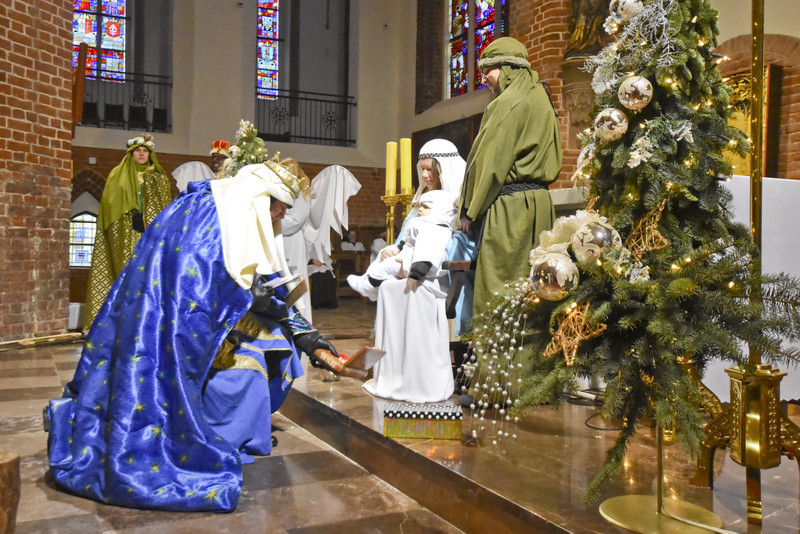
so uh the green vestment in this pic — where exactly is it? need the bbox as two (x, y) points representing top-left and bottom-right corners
(460, 64), (563, 319)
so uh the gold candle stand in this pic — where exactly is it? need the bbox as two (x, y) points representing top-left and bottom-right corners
(381, 194), (401, 245)
(398, 192), (414, 219)
(689, 364), (800, 525)
(381, 193), (414, 245)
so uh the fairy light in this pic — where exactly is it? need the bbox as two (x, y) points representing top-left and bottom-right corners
(684, 257), (692, 263)
(639, 122), (646, 129)
(728, 281), (735, 288)
(671, 264), (680, 270)
(698, 39), (706, 47)
(691, 16), (698, 23)
(729, 139), (737, 145)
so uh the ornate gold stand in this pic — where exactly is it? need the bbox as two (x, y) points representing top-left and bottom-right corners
(380, 194), (401, 245)
(689, 365), (800, 524)
(381, 193), (414, 245)
(600, 427), (725, 533)
(689, 1), (800, 526)
(398, 192), (414, 219)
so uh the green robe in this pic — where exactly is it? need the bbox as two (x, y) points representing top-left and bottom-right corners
(460, 66), (562, 319)
(84, 160), (172, 332)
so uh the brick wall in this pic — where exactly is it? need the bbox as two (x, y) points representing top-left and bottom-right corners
(716, 34), (800, 180)
(511, 0), (575, 189)
(0, 1), (74, 342)
(415, 0), (445, 114)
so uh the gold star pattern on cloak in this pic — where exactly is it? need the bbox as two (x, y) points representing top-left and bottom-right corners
(624, 200), (669, 261)
(543, 302), (607, 366)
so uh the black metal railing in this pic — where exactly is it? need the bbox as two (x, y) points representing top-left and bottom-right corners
(79, 72), (173, 133)
(255, 89), (356, 147)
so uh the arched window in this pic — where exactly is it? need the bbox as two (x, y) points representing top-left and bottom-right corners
(70, 212), (98, 267)
(72, 0), (128, 80)
(448, 0), (508, 98)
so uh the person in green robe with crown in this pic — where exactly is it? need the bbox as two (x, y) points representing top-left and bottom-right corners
(83, 134), (173, 331)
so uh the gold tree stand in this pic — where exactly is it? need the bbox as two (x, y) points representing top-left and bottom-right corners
(600, 428), (726, 533)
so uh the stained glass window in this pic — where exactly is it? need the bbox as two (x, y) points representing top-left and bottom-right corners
(72, 0), (127, 80)
(257, 1), (280, 100)
(69, 213), (97, 267)
(447, 0), (507, 98)
(448, 1), (469, 98)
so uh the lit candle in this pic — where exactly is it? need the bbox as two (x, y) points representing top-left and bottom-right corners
(385, 141), (397, 196)
(399, 138), (412, 194)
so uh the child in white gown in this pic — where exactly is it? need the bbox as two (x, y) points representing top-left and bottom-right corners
(347, 190), (454, 300)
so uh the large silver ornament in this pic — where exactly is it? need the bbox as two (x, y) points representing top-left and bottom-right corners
(617, 76), (654, 111)
(531, 253), (579, 301)
(571, 222), (622, 263)
(609, 0), (644, 22)
(594, 108), (629, 142)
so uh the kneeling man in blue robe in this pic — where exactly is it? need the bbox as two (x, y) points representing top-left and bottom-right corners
(46, 159), (338, 512)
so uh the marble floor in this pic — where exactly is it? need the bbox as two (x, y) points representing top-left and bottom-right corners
(2, 297), (799, 533)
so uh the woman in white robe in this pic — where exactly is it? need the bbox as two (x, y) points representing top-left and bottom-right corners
(363, 139), (466, 403)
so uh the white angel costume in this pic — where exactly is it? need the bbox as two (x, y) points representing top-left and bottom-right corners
(173, 161), (214, 192)
(303, 165), (362, 308)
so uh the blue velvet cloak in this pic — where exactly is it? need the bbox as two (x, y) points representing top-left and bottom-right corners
(47, 181), (304, 512)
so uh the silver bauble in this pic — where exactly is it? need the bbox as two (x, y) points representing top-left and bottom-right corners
(571, 222), (622, 263)
(594, 108), (629, 142)
(617, 76), (654, 111)
(609, 0), (644, 22)
(530, 252), (579, 301)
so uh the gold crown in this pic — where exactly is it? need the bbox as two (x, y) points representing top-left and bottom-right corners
(265, 153), (310, 200)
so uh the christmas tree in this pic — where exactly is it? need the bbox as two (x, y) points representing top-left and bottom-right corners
(465, 0), (800, 501)
(225, 119), (268, 177)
